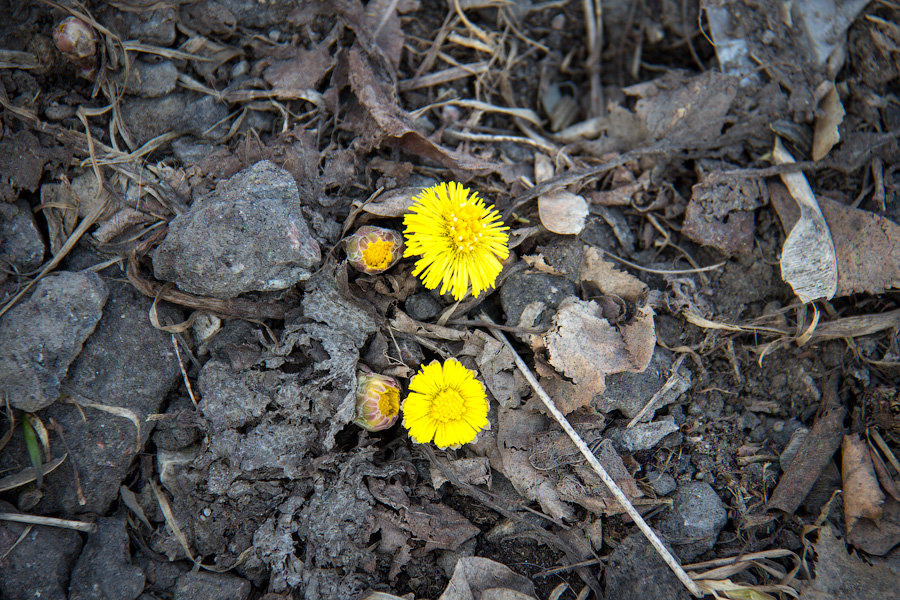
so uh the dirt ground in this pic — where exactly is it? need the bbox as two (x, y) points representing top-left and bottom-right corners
(1, 1), (900, 600)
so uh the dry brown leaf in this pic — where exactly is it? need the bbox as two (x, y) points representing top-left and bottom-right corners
(430, 456), (491, 490)
(771, 182), (900, 297)
(438, 557), (537, 600)
(360, 186), (419, 217)
(543, 298), (655, 407)
(348, 47), (495, 176)
(460, 330), (523, 408)
(363, 0), (406, 68)
(521, 254), (563, 275)
(811, 83), (845, 161)
(496, 406), (574, 520)
(846, 496), (900, 556)
(262, 44), (334, 91)
(580, 246), (647, 303)
(800, 525), (898, 600)
(842, 433), (885, 531)
(403, 502), (480, 552)
(538, 190), (589, 235)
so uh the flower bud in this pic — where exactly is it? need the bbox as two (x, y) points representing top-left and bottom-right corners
(344, 226), (404, 275)
(354, 370), (401, 432)
(53, 17), (96, 60)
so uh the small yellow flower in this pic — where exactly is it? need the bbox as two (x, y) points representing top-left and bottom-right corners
(354, 370), (401, 432)
(344, 226), (405, 274)
(403, 182), (509, 301)
(402, 359), (489, 449)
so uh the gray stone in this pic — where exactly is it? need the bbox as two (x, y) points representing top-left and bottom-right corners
(605, 532), (691, 600)
(198, 359), (277, 430)
(0, 271), (107, 411)
(606, 416), (680, 452)
(122, 60), (178, 98)
(595, 347), (690, 418)
(68, 517), (145, 600)
(405, 292), (442, 321)
(153, 161), (321, 298)
(500, 271), (576, 326)
(0, 201), (45, 280)
(646, 471), (677, 496)
(655, 481), (728, 561)
(125, 8), (176, 45)
(31, 279), (181, 514)
(172, 138), (222, 165)
(121, 94), (228, 145)
(173, 572), (251, 600)
(0, 503), (83, 600)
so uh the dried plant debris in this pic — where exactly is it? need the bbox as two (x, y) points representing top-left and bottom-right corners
(542, 298), (656, 414)
(842, 434), (900, 555)
(682, 171), (766, 256)
(801, 525), (898, 600)
(771, 182), (900, 297)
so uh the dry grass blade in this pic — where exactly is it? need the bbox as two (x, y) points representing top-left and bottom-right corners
(0, 397), (15, 453)
(0, 454), (67, 493)
(150, 477), (195, 562)
(63, 396), (142, 453)
(481, 314), (703, 598)
(0, 512), (96, 533)
(0, 525), (33, 561)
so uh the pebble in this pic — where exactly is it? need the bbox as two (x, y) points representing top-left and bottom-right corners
(405, 292), (442, 321)
(655, 481), (728, 561)
(606, 416), (680, 452)
(646, 471), (677, 496)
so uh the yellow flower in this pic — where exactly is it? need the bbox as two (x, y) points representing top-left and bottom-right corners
(403, 182), (509, 301)
(402, 359), (489, 449)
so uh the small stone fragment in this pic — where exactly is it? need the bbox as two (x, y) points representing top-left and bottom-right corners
(605, 533), (691, 600)
(173, 571), (251, 600)
(0, 271), (107, 412)
(606, 417), (680, 452)
(152, 161), (321, 298)
(405, 292), (442, 321)
(0, 201), (45, 283)
(121, 93), (228, 145)
(68, 517), (145, 600)
(655, 481), (728, 561)
(646, 471), (677, 496)
(121, 60), (179, 98)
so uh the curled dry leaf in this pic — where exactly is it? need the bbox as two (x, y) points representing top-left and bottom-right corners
(430, 456), (491, 489)
(438, 557), (537, 600)
(842, 433), (884, 531)
(580, 246), (647, 303)
(534, 152), (588, 235)
(359, 186), (420, 217)
(543, 297), (656, 407)
(811, 83), (845, 161)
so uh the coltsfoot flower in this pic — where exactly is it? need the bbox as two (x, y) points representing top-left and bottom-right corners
(354, 370), (401, 432)
(403, 182), (509, 301)
(344, 226), (405, 275)
(402, 359), (489, 449)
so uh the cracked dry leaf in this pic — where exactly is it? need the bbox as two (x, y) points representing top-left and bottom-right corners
(438, 557), (537, 600)
(800, 525), (898, 600)
(461, 330), (524, 408)
(842, 434), (885, 531)
(402, 502), (480, 553)
(543, 298), (656, 409)
(580, 246), (647, 303)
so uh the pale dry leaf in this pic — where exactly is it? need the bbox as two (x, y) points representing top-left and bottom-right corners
(521, 254), (563, 275)
(533, 153), (553, 183)
(543, 298), (656, 401)
(800, 525), (898, 600)
(438, 557), (537, 600)
(811, 83), (845, 161)
(460, 330), (522, 408)
(773, 138), (838, 302)
(360, 186), (420, 217)
(538, 190), (589, 235)
(403, 502), (480, 552)
(846, 496), (900, 556)
(580, 246), (647, 303)
(430, 456), (491, 489)
(842, 433), (885, 531)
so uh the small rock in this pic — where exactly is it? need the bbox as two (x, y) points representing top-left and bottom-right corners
(152, 161), (321, 298)
(68, 517), (145, 600)
(25, 276), (181, 514)
(606, 416), (680, 452)
(595, 348), (690, 418)
(44, 101), (77, 121)
(0, 271), (107, 412)
(646, 471), (677, 496)
(405, 292), (442, 321)
(500, 271), (576, 326)
(125, 8), (176, 45)
(0, 201), (45, 282)
(171, 137), (224, 165)
(605, 532), (691, 600)
(655, 481), (728, 561)
(173, 572), (251, 600)
(121, 93), (228, 145)
(122, 60), (178, 98)
(0, 503), (83, 600)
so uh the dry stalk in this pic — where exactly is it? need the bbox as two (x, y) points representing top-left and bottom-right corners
(0, 513), (96, 533)
(482, 314), (704, 598)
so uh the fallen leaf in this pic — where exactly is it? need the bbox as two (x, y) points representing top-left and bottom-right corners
(846, 496), (900, 556)
(842, 433), (885, 531)
(438, 557), (537, 600)
(460, 330), (523, 408)
(538, 190), (589, 235)
(360, 186), (420, 217)
(543, 298), (655, 407)
(402, 501), (480, 552)
(811, 83), (845, 161)
(770, 182), (900, 297)
(772, 138), (838, 303)
(800, 525), (898, 600)
(430, 456), (491, 490)
(580, 246), (647, 303)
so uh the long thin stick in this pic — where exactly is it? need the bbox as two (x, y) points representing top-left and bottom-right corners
(483, 315), (703, 597)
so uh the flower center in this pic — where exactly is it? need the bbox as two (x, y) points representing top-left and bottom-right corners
(431, 388), (466, 422)
(363, 240), (394, 270)
(377, 386), (400, 418)
(446, 203), (484, 254)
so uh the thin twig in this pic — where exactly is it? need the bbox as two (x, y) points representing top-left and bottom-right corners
(481, 314), (704, 598)
(627, 354), (687, 427)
